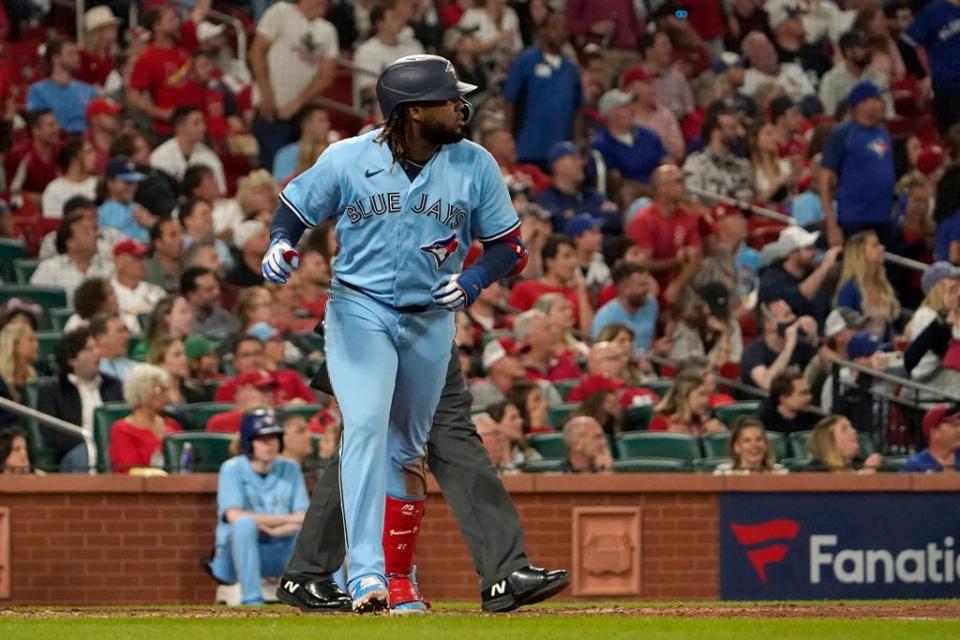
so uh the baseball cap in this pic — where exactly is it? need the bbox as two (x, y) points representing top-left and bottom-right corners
(63, 195), (97, 216)
(916, 145), (947, 177)
(621, 65), (653, 87)
(248, 321), (282, 343)
(778, 225), (820, 253)
(709, 203), (745, 228)
(197, 21), (226, 42)
(86, 97), (122, 121)
(713, 51), (745, 74)
(768, 1), (803, 28)
(769, 95), (797, 122)
(564, 213), (602, 238)
(234, 220), (265, 250)
(235, 369), (277, 390)
(921, 261), (960, 295)
(184, 335), (216, 360)
(699, 281), (731, 319)
(846, 331), (890, 360)
(546, 141), (579, 166)
(567, 374), (625, 402)
(823, 307), (868, 338)
(113, 238), (149, 259)
(847, 81), (883, 108)
(598, 89), (635, 116)
(84, 5), (119, 32)
(838, 29), (870, 52)
(106, 156), (146, 182)
(922, 403), (960, 439)
(481, 337), (527, 372)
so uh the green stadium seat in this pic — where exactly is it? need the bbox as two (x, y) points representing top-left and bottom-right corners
(612, 457), (687, 472)
(553, 379), (580, 401)
(858, 432), (876, 457)
(278, 404), (324, 423)
(713, 401), (761, 426)
(48, 307), (74, 332)
(694, 457), (730, 472)
(182, 402), (235, 431)
(0, 238), (26, 282)
(163, 432), (235, 473)
(623, 404), (653, 431)
(519, 458), (565, 473)
(547, 402), (578, 428)
(22, 376), (58, 471)
(880, 455), (910, 472)
(527, 432), (568, 459)
(470, 404), (488, 415)
(789, 430), (812, 458)
(0, 286), (68, 329)
(616, 432), (702, 462)
(781, 456), (813, 471)
(93, 402), (133, 472)
(13, 258), (40, 283)
(294, 332), (325, 354)
(643, 378), (674, 397)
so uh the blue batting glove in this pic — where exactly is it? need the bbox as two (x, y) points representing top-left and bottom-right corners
(262, 240), (301, 284)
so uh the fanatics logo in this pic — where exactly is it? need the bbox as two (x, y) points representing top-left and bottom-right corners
(731, 519), (800, 583)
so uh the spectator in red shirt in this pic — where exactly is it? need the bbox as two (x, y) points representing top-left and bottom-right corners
(508, 234), (595, 331)
(770, 95), (807, 166)
(78, 6), (120, 87)
(215, 335), (316, 405)
(4, 109), (61, 205)
(514, 309), (583, 382)
(208, 369), (277, 434)
(127, 2), (207, 136)
(567, 341), (659, 407)
(627, 164), (703, 306)
(192, 47), (243, 149)
(85, 97), (121, 175)
(480, 126), (551, 194)
(109, 364), (183, 473)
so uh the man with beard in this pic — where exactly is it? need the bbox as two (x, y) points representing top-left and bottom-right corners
(591, 263), (659, 353)
(819, 29), (894, 118)
(757, 226), (841, 322)
(26, 37), (97, 135)
(682, 104), (754, 202)
(261, 55), (562, 614)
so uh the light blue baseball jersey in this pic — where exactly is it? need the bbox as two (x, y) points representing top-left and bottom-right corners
(279, 130), (520, 309)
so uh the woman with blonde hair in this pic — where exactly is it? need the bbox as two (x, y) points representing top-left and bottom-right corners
(835, 230), (901, 340)
(108, 364), (183, 473)
(648, 372), (726, 435)
(749, 121), (793, 203)
(236, 169), (279, 219)
(534, 293), (588, 356)
(132, 294), (193, 360)
(904, 265), (960, 396)
(714, 417), (785, 475)
(806, 415), (882, 472)
(0, 322), (38, 404)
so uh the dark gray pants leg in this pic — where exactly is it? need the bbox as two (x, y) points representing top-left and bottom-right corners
(283, 346), (529, 590)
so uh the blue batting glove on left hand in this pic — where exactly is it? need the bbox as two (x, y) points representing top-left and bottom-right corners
(432, 271), (483, 311)
(262, 239), (301, 284)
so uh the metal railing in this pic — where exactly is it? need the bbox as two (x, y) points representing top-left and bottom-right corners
(687, 187), (931, 274)
(0, 395), (96, 474)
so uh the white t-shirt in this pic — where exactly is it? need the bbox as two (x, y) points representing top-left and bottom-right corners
(149, 138), (227, 195)
(41, 176), (97, 219)
(457, 7), (523, 63)
(213, 198), (244, 238)
(352, 36), (424, 108)
(256, 2), (340, 107)
(112, 277), (166, 333)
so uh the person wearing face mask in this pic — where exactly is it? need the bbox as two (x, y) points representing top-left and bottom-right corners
(820, 30), (895, 119)
(714, 417), (787, 475)
(682, 104), (754, 202)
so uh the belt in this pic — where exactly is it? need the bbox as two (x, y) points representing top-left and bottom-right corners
(335, 278), (432, 313)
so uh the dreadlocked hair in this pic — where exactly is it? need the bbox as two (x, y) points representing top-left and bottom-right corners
(376, 105), (412, 167)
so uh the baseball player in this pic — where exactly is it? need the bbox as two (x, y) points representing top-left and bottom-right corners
(276, 345), (569, 613)
(262, 55), (530, 613)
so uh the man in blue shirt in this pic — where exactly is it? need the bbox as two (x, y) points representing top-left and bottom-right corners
(902, 404), (960, 472)
(591, 88), (670, 203)
(535, 141), (621, 234)
(26, 37), (97, 135)
(591, 263), (659, 352)
(818, 81), (896, 248)
(503, 11), (582, 166)
(904, 0), (960, 134)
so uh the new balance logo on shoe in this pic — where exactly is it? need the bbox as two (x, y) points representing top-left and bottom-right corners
(283, 581), (300, 593)
(490, 580), (507, 597)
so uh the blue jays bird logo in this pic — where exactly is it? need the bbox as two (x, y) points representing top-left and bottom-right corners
(421, 233), (459, 269)
(867, 138), (889, 158)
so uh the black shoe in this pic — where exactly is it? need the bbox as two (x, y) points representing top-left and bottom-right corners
(481, 565), (570, 613)
(276, 574), (353, 613)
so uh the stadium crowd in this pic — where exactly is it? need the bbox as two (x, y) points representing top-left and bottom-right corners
(0, 0), (960, 484)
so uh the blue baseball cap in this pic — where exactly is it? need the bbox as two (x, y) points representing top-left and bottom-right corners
(564, 213), (602, 238)
(105, 155), (146, 182)
(847, 331), (889, 360)
(847, 81), (883, 108)
(712, 51), (745, 74)
(547, 141), (579, 166)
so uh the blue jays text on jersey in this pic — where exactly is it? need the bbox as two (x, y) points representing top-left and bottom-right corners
(279, 129), (520, 310)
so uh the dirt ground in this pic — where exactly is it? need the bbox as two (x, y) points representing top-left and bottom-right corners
(3, 603), (960, 620)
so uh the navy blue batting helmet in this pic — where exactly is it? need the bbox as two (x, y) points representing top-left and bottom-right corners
(239, 409), (285, 456)
(376, 54), (477, 120)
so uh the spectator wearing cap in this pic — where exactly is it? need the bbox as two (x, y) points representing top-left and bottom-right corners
(214, 335), (315, 405)
(111, 130), (181, 220)
(741, 31), (816, 103)
(622, 65), (685, 161)
(26, 37), (97, 135)
(90, 311), (136, 381)
(904, 262), (960, 393)
(182, 266), (240, 342)
(353, 3), (425, 110)
(99, 156), (155, 243)
(819, 80), (896, 247)
(559, 416), (613, 473)
(249, 0), (339, 171)
(108, 363), (182, 474)
(741, 297), (818, 390)
(638, 31), (695, 120)
(757, 226), (841, 321)
(822, 306), (869, 364)
(626, 164), (703, 307)
(591, 88), (671, 203)
(3, 109), (61, 205)
(535, 141), (620, 235)
(760, 367), (819, 435)
(902, 404), (960, 472)
(40, 138), (98, 220)
(503, 11), (582, 166)
(822, 331), (891, 425)
(768, 1), (831, 80)
(480, 127), (551, 195)
(508, 235), (595, 332)
(565, 214), (611, 299)
(149, 105), (227, 195)
(39, 196), (124, 261)
(682, 106), (754, 202)
(208, 369), (278, 433)
(31, 211), (115, 305)
(934, 164), (960, 265)
(127, 1), (208, 137)
(145, 216), (185, 293)
(469, 337), (563, 407)
(592, 263), (658, 353)
(819, 29), (894, 119)
(670, 280), (743, 368)
(85, 97), (121, 174)
(112, 238), (166, 332)
(904, 0), (960, 133)
(78, 6), (120, 87)
(226, 220), (269, 288)
(696, 205), (759, 313)
(184, 334), (222, 384)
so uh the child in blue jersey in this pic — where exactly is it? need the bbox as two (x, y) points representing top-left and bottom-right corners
(208, 410), (309, 605)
